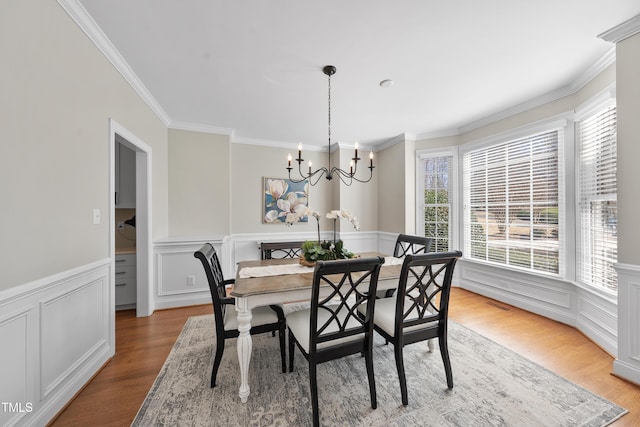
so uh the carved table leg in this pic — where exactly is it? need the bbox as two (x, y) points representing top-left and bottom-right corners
(235, 297), (253, 403)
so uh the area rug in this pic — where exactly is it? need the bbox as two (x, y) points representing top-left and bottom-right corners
(132, 314), (627, 426)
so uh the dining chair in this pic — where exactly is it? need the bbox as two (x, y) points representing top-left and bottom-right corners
(364, 251), (462, 405)
(194, 243), (287, 387)
(287, 257), (385, 427)
(260, 241), (305, 260)
(381, 234), (434, 298)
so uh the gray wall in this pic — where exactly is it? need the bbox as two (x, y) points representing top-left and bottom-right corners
(168, 129), (231, 236)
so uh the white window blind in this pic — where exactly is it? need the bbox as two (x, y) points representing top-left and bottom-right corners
(464, 130), (560, 274)
(420, 155), (453, 251)
(577, 106), (617, 292)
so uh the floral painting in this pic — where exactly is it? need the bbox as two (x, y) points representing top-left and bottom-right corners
(263, 178), (309, 224)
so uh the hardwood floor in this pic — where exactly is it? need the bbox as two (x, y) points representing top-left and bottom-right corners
(49, 288), (640, 426)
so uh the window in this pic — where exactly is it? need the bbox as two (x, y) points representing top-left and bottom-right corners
(417, 149), (457, 252)
(576, 105), (617, 292)
(463, 129), (561, 274)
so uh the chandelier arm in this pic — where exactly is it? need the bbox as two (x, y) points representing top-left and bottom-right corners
(287, 167), (328, 185)
(288, 165), (330, 185)
(331, 167), (356, 186)
(309, 167), (330, 185)
(332, 166), (374, 184)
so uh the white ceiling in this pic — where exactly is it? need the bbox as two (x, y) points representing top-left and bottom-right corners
(77, 0), (639, 148)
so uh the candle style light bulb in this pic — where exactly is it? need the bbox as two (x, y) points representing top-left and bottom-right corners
(369, 151), (374, 167)
(287, 153), (292, 167)
(308, 161), (312, 174)
(354, 141), (359, 161)
(350, 160), (354, 174)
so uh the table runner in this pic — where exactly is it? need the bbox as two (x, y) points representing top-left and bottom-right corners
(238, 256), (404, 279)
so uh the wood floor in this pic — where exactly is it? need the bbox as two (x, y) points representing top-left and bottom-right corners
(49, 288), (640, 426)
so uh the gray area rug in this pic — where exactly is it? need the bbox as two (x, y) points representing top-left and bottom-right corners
(132, 313), (627, 426)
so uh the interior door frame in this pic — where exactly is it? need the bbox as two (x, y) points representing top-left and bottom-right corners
(109, 119), (153, 320)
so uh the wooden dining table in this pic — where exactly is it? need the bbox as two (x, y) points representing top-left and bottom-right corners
(230, 252), (404, 403)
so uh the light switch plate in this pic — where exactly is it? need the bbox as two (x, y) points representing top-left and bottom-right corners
(93, 208), (101, 225)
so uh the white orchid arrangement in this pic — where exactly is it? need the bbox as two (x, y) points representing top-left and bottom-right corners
(285, 207), (360, 262)
(285, 208), (360, 232)
(326, 209), (361, 231)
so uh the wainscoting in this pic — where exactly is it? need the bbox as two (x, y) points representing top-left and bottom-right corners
(614, 263), (640, 385)
(0, 259), (112, 427)
(153, 238), (225, 310)
(152, 232), (383, 311)
(459, 259), (619, 356)
(5, 232), (639, 426)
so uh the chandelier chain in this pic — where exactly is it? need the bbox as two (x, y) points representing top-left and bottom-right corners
(327, 72), (331, 148)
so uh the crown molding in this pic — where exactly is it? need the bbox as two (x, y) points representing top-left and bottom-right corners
(457, 48), (615, 136)
(57, 0), (171, 126)
(57, 0), (626, 150)
(569, 47), (616, 92)
(375, 133), (416, 151)
(335, 141), (376, 153)
(169, 121), (234, 135)
(231, 136), (328, 152)
(415, 128), (460, 141)
(598, 14), (640, 43)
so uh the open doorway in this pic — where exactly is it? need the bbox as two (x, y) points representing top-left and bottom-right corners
(109, 119), (153, 322)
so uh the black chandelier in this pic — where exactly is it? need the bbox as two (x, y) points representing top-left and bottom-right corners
(286, 65), (374, 186)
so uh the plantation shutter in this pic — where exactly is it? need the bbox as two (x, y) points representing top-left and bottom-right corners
(577, 106), (617, 292)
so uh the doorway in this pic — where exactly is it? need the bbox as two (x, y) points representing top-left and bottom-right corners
(109, 119), (153, 320)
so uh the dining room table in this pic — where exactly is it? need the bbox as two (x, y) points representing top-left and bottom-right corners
(230, 251), (405, 403)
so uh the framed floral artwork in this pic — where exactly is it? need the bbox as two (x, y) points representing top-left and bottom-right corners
(263, 177), (309, 224)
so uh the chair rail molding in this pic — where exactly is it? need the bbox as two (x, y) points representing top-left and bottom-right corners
(613, 262), (640, 385)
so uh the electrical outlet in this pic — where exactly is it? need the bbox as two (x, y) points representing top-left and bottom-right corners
(117, 221), (125, 230)
(187, 275), (196, 286)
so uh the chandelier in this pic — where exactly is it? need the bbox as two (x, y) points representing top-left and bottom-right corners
(286, 65), (374, 186)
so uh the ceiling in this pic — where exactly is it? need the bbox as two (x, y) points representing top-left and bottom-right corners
(76, 0), (639, 148)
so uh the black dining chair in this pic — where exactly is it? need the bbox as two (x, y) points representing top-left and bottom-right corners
(260, 241), (305, 260)
(287, 257), (385, 427)
(363, 251), (461, 405)
(382, 234), (434, 298)
(194, 243), (287, 387)
(394, 233), (434, 257)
